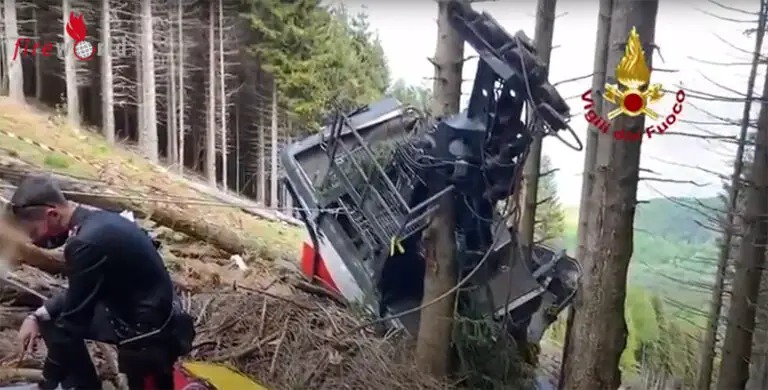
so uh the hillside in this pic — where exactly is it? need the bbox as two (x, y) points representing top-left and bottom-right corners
(564, 196), (720, 305)
(0, 98), (305, 269)
(634, 196), (721, 245)
(0, 99), (451, 389)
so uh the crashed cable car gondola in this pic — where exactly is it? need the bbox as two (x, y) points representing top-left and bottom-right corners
(281, 1), (583, 347)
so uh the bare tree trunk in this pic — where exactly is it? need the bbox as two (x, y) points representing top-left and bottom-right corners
(3, 0), (22, 101)
(177, 0), (185, 172)
(716, 58), (768, 390)
(218, 0), (227, 189)
(235, 101), (240, 193)
(749, 268), (768, 390)
(270, 84), (278, 208)
(284, 123), (293, 213)
(100, 0), (115, 144)
(33, 8), (42, 101)
(559, 0), (613, 387)
(700, 4), (766, 390)
(518, 0), (557, 258)
(62, 0), (78, 123)
(0, 10), (6, 97)
(139, 0), (158, 161)
(167, 20), (177, 163)
(747, 343), (768, 390)
(574, 0), (614, 280)
(744, 10), (768, 390)
(205, 2), (216, 185)
(136, 20), (143, 144)
(415, 195), (457, 376)
(414, 0), (463, 377)
(0, 5), (5, 96)
(560, 1), (658, 389)
(258, 114), (266, 202)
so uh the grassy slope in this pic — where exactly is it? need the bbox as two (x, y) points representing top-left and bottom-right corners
(0, 98), (304, 264)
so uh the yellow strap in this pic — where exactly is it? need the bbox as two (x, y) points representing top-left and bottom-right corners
(181, 361), (268, 390)
(389, 236), (405, 256)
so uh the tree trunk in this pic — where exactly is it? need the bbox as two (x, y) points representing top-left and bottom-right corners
(415, 195), (457, 377)
(218, 0), (227, 189)
(747, 285), (768, 390)
(559, 0), (613, 387)
(0, 5), (5, 96)
(559, 1), (658, 389)
(167, 20), (177, 163)
(136, 18), (143, 145)
(701, 3), (766, 390)
(716, 59), (768, 390)
(0, 14), (5, 96)
(177, 0), (185, 172)
(518, 0), (557, 259)
(205, 2), (216, 185)
(140, 0), (158, 162)
(414, 0), (464, 378)
(258, 114), (266, 203)
(3, 0), (22, 101)
(284, 127), (293, 213)
(744, 8), (768, 390)
(62, 0), (79, 124)
(33, 8), (42, 101)
(100, 0), (115, 144)
(270, 84), (278, 208)
(235, 101), (240, 192)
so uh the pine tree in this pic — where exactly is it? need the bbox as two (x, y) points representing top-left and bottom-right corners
(244, 0), (389, 128)
(388, 78), (432, 113)
(535, 155), (565, 244)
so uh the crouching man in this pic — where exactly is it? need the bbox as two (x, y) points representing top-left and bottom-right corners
(8, 175), (195, 389)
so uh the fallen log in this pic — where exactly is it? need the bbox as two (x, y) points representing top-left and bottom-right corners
(0, 368), (44, 384)
(170, 171), (301, 226)
(0, 159), (248, 256)
(68, 191), (247, 255)
(0, 265), (65, 305)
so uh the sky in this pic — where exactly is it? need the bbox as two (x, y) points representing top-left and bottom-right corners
(338, 0), (764, 206)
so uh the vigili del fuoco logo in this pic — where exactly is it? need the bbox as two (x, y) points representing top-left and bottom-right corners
(581, 27), (685, 141)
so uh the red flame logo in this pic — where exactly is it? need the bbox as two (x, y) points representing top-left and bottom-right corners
(65, 12), (87, 42)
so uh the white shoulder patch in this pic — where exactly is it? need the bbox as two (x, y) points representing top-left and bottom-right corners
(119, 210), (135, 222)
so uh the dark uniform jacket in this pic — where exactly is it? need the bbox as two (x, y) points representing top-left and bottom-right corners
(43, 207), (175, 341)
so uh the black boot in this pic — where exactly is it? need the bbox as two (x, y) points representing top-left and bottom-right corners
(36, 378), (60, 390)
(39, 356), (66, 390)
(38, 374), (90, 390)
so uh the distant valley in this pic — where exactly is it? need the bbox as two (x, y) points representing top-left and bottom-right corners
(562, 196), (720, 306)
